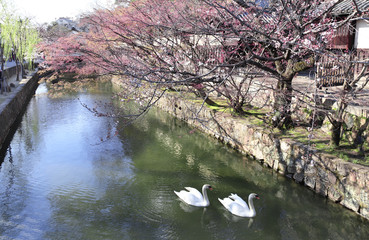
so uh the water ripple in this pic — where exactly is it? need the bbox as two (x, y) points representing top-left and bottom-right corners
(50, 184), (98, 204)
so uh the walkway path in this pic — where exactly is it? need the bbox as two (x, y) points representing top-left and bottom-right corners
(293, 72), (369, 117)
(255, 70), (369, 117)
(0, 69), (33, 105)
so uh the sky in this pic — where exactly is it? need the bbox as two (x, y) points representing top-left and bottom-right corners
(11, 0), (114, 25)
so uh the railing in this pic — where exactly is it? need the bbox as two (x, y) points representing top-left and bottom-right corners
(316, 60), (348, 88)
(196, 44), (251, 66)
(355, 49), (369, 74)
(316, 49), (369, 88)
(192, 45), (368, 89)
(196, 46), (225, 65)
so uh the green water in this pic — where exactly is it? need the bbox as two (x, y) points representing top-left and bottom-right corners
(0, 82), (368, 240)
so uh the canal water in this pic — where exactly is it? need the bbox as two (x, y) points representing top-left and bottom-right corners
(0, 81), (368, 240)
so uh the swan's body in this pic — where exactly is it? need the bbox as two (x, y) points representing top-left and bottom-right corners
(218, 193), (259, 217)
(174, 184), (213, 207)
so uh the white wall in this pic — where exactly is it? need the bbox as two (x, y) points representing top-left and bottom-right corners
(354, 20), (369, 49)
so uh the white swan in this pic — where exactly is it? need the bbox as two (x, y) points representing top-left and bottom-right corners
(218, 193), (260, 217)
(174, 184), (213, 207)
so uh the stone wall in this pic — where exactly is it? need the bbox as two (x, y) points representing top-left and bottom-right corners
(154, 92), (369, 220)
(0, 71), (39, 150)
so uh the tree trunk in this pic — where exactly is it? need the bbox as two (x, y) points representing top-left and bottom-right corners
(272, 77), (293, 129)
(0, 47), (4, 94)
(0, 47), (9, 93)
(353, 118), (369, 153)
(15, 59), (20, 81)
(232, 102), (246, 114)
(330, 99), (347, 148)
(330, 120), (342, 147)
(21, 62), (26, 78)
(196, 87), (218, 106)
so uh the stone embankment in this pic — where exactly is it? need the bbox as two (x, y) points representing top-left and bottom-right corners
(0, 69), (39, 150)
(153, 91), (369, 220)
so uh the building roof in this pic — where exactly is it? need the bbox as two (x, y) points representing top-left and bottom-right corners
(332, 0), (369, 15)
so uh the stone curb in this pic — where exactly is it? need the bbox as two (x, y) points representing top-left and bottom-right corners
(0, 71), (39, 150)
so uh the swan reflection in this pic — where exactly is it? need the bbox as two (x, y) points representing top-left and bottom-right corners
(179, 201), (202, 213)
(221, 209), (255, 226)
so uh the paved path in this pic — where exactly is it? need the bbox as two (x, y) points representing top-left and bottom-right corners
(256, 71), (369, 117)
(0, 69), (28, 105)
(293, 72), (369, 116)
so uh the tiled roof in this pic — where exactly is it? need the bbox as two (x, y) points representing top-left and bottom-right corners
(238, 12), (274, 24)
(332, 0), (369, 15)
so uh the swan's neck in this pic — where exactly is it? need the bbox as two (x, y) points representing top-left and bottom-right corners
(248, 195), (256, 215)
(201, 186), (210, 205)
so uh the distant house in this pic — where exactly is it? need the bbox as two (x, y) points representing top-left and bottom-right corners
(55, 18), (80, 32)
(314, 0), (369, 87)
(354, 18), (369, 49)
(329, 0), (369, 51)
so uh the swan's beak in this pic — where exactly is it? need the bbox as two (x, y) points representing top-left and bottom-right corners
(255, 195), (260, 199)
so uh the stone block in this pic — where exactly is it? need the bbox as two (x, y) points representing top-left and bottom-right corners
(293, 172), (304, 183)
(317, 167), (328, 184)
(357, 168), (368, 188)
(304, 161), (316, 175)
(280, 141), (291, 161)
(278, 162), (287, 174)
(287, 164), (296, 174)
(328, 171), (337, 185)
(338, 184), (361, 213)
(273, 159), (279, 171)
(328, 185), (343, 202)
(341, 196), (360, 213)
(316, 179), (328, 196)
(304, 176), (316, 189)
(348, 171), (357, 183)
(357, 189), (369, 209)
(361, 207), (369, 219)
(336, 162), (350, 177)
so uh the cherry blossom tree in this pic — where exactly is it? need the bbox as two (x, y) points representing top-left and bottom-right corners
(40, 0), (369, 146)
(225, 0), (368, 146)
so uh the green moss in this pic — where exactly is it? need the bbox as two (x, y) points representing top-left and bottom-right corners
(293, 57), (314, 72)
(339, 153), (350, 161)
(365, 156), (369, 165)
(249, 118), (265, 126)
(314, 142), (329, 150)
(246, 108), (268, 115)
(303, 108), (313, 115)
(207, 104), (229, 112)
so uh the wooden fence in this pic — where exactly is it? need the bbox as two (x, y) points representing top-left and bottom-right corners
(316, 59), (349, 88)
(196, 46), (225, 65)
(189, 45), (368, 89)
(355, 50), (369, 74)
(316, 50), (369, 88)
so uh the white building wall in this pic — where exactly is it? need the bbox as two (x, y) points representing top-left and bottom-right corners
(354, 20), (369, 49)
